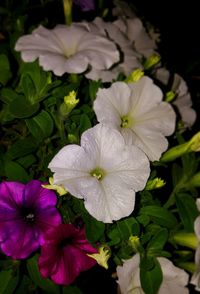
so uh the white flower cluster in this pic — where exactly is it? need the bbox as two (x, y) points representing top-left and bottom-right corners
(14, 0), (197, 293)
(14, 0), (195, 224)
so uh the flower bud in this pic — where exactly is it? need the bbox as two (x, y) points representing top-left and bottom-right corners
(63, 0), (72, 25)
(145, 177), (166, 190)
(125, 69), (144, 83)
(161, 132), (200, 162)
(165, 91), (176, 102)
(60, 90), (79, 117)
(129, 236), (143, 253)
(143, 54), (161, 70)
(171, 232), (198, 250)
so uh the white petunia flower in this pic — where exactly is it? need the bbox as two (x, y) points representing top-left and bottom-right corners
(114, 18), (158, 58)
(48, 124), (150, 223)
(93, 77), (176, 161)
(84, 17), (142, 82)
(156, 69), (196, 128)
(191, 199), (200, 291)
(117, 254), (189, 294)
(15, 24), (119, 76)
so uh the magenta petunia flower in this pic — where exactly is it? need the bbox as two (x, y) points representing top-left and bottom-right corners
(0, 180), (61, 259)
(73, 0), (95, 11)
(38, 224), (97, 285)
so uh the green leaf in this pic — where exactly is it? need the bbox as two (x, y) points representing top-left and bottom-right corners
(79, 113), (92, 134)
(0, 105), (15, 123)
(19, 61), (53, 103)
(25, 110), (54, 141)
(21, 74), (37, 103)
(27, 255), (59, 293)
(88, 80), (101, 101)
(108, 218), (140, 246)
(147, 228), (168, 255)
(172, 163), (182, 187)
(84, 215), (105, 243)
(17, 154), (36, 168)
(14, 275), (34, 294)
(139, 206), (177, 229)
(107, 227), (121, 246)
(9, 95), (39, 118)
(5, 160), (30, 182)
(62, 286), (83, 294)
(0, 269), (19, 294)
(0, 54), (12, 85)
(0, 88), (20, 104)
(175, 193), (199, 231)
(140, 257), (163, 294)
(117, 217), (140, 240)
(6, 137), (38, 160)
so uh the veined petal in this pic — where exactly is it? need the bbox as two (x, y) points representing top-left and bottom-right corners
(80, 124), (126, 166)
(79, 34), (119, 70)
(49, 145), (94, 198)
(134, 102), (176, 136)
(129, 76), (163, 115)
(84, 178), (135, 223)
(129, 125), (169, 161)
(94, 82), (131, 126)
(105, 145), (150, 191)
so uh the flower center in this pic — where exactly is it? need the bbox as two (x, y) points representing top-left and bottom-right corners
(59, 237), (73, 249)
(90, 167), (105, 181)
(121, 115), (133, 128)
(21, 207), (35, 223)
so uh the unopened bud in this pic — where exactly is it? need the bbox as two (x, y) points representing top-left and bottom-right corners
(145, 178), (166, 190)
(125, 69), (144, 83)
(143, 54), (161, 70)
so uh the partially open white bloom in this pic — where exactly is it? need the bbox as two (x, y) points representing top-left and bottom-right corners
(48, 124), (150, 223)
(191, 199), (200, 291)
(84, 17), (142, 82)
(172, 74), (196, 128)
(156, 69), (196, 128)
(93, 77), (176, 161)
(15, 24), (119, 76)
(115, 18), (158, 58)
(117, 254), (189, 294)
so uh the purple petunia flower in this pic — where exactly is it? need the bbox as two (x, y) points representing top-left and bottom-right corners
(0, 180), (61, 259)
(73, 0), (95, 11)
(38, 224), (97, 285)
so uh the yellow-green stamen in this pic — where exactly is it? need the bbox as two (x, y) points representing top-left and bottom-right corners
(90, 168), (105, 181)
(121, 115), (133, 128)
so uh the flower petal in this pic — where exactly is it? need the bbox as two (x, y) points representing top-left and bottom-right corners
(128, 125), (169, 161)
(1, 221), (40, 259)
(94, 82), (131, 126)
(129, 77), (163, 115)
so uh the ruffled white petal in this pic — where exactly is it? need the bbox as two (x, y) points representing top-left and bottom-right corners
(84, 178), (135, 223)
(94, 82), (131, 126)
(128, 77), (163, 115)
(85, 17), (142, 81)
(123, 125), (169, 161)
